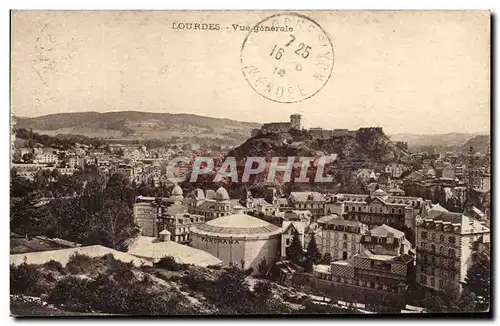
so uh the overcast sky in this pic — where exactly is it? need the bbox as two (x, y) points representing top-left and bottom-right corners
(11, 10), (490, 134)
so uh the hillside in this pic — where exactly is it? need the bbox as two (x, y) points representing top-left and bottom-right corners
(461, 135), (490, 154)
(10, 254), (353, 316)
(16, 111), (261, 145)
(389, 133), (481, 149)
(228, 127), (401, 164)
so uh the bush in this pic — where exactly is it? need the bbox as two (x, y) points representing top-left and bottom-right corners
(10, 263), (44, 296)
(154, 256), (188, 271)
(66, 253), (94, 274)
(41, 260), (66, 275)
(181, 270), (213, 292)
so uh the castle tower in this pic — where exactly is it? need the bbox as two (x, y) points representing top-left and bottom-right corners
(290, 114), (301, 130)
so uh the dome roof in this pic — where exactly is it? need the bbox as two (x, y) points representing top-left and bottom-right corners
(192, 213), (281, 237)
(172, 185), (183, 196)
(215, 186), (230, 201)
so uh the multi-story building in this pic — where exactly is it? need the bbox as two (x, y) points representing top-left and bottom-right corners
(435, 162), (456, 180)
(360, 224), (412, 256)
(325, 189), (424, 231)
(415, 205), (490, 292)
(312, 223), (414, 307)
(133, 185), (185, 237)
(162, 212), (205, 245)
(385, 163), (410, 179)
(33, 150), (58, 164)
(289, 191), (326, 218)
(186, 186), (234, 220)
(315, 215), (369, 260)
(454, 164), (466, 178)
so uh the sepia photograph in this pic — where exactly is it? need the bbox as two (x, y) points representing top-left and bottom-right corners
(9, 9), (491, 317)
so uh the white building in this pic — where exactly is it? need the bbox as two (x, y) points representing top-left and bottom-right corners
(415, 204), (490, 292)
(190, 212), (282, 270)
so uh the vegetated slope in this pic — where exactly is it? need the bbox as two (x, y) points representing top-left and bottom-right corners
(460, 134), (490, 154)
(389, 133), (480, 149)
(16, 111), (261, 144)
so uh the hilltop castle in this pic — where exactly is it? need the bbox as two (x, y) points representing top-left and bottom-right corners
(251, 114), (358, 140)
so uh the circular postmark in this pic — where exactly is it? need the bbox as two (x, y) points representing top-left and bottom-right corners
(241, 12), (334, 103)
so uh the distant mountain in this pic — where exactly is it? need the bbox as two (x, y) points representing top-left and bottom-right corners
(16, 111), (261, 145)
(389, 133), (483, 149)
(461, 135), (490, 154)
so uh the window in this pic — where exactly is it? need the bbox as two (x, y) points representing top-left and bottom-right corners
(431, 233), (436, 241)
(439, 246), (444, 254)
(343, 242), (347, 249)
(358, 207), (361, 212)
(448, 248), (455, 258)
(421, 231), (428, 239)
(438, 280), (443, 289)
(420, 242), (426, 249)
(449, 236), (456, 244)
(440, 235), (444, 242)
(430, 278), (435, 287)
(431, 244), (436, 253)
(343, 234), (348, 241)
(286, 239), (291, 246)
(351, 243), (356, 251)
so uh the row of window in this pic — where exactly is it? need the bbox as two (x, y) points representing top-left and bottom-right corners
(345, 205), (404, 215)
(419, 254), (459, 268)
(419, 266), (457, 279)
(420, 232), (457, 244)
(322, 241), (356, 251)
(419, 275), (448, 289)
(315, 273), (402, 293)
(419, 243), (457, 257)
(324, 232), (357, 241)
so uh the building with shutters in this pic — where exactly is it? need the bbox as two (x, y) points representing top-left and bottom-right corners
(312, 223), (414, 305)
(325, 189), (424, 231)
(315, 215), (369, 260)
(415, 204), (490, 292)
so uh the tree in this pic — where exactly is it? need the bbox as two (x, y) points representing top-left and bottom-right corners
(94, 199), (137, 249)
(257, 257), (268, 277)
(305, 235), (321, 264)
(319, 253), (332, 265)
(286, 231), (303, 264)
(464, 251), (491, 311)
(22, 152), (34, 163)
(423, 282), (477, 313)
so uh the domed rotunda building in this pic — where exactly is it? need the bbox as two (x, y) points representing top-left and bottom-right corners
(190, 212), (282, 270)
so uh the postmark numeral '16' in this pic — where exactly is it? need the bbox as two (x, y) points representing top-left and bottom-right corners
(270, 34), (311, 60)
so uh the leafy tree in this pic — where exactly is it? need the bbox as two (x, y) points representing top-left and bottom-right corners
(211, 265), (253, 314)
(319, 253), (332, 265)
(464, 251), (491, 311)
(286, 231), (303, 264)
(423, 283), (477, 313)
(22, 152), (34, 163)
(94, 199), (137, 249)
